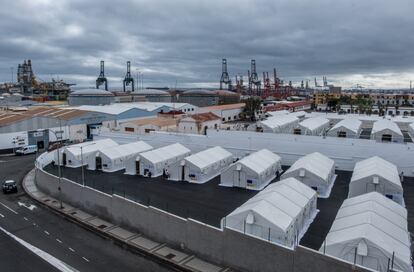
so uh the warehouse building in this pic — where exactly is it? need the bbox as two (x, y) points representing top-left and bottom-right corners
(281, 152), (336, 197)
(139, 143), (191, 177)
(327, 118), (362, 138)
(196, 103), (245, 122)
(371, 119), (404, 143)
(348, 156), (404, 205)
(68, 88), (115, 106)
(295, 117), (330, 136)
(118, 117), (178, 134)
(260, 115), (299, 133)
(174, 89), (219, 107)
(93, 141), (153, 172)
(224, 177), (317, 248)
(320, 192), (411, 272)
(168, 146), (233, 183)
(220, 149), (282, 190)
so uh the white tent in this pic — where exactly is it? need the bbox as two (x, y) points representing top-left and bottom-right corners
(281, 152), (336, 197)
(139, 143), (191, 177)
(296, 117), (330, 136)
(348, 156), (403, 205)
(60, 139), (119, 168)
(220, 149), (282, 190)
(91, 141), (153, 172)
(408, 123), (414, 141)
(168, 146), (233, 183)
(371, 119), (404, 143)
(224, 177), (317, 248)
(327, 119), (362, 138)
(320, 192), (411, 272)
(260, 115), (299, 133)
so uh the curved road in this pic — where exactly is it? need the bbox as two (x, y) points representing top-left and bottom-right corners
(0, 154), (172, 272)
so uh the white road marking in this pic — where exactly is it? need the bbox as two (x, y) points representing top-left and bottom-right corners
(23, 217), (28, 221)
(56, 238), (63, 244)
(0, 226), (79, 272)
(0, 213), (4, 218)
(18, 201), (37, 211)
(44, 231), (50, 235)
(0, 201), (18, 214)
(68, 247), (75, 252)
(82, 257), (90, 262)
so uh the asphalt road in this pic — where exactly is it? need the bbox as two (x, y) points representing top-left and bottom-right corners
(0, 154), (172, 272)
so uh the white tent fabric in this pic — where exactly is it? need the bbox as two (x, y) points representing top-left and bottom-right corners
(371, 119), (404, 143)
(139, 143), (191, 177)
(408, 123), (414, 140)
(281, 152), (336, 197)
(297, 117), (330, 136)
(348, 156), (403, 204)
(320, 192), (411, 272)
(327, 119), (362, 138)
(260, 115), (299, 133)
(94, 141), (153, 172)
(169, 146), (233, 183)
(224, 177), (317, 248)
(220, 149), (282, 190)
(61, 139), (119, 168)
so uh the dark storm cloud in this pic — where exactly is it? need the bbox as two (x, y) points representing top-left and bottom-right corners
(0, 0), (413, 88)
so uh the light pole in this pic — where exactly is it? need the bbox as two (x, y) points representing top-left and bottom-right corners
(71, 142), (96, 186)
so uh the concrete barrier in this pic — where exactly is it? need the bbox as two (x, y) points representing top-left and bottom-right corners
(35, 164), (372, 272)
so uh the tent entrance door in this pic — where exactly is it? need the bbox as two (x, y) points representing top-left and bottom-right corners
(239, 172), (246, 188)
(366, 183), (384, 194)
(181, 166), (185, 181)
(135, 161), (140, 175)
(62, 153), (67, 166)
(96, 156), (102, 170)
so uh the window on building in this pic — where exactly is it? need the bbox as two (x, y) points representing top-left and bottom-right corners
(125, 127), (135, 132)
(293, 128), (302, 135)
(337, 131), (347, 138)
(381, 134), (392, 142)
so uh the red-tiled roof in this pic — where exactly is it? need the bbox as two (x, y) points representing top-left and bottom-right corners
(187, 112), (221, 122)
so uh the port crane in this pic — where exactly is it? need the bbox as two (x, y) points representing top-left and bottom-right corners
(123, 61), (135, 92)
(96, 61), (108, 90)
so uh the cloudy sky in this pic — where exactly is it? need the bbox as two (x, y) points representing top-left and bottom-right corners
(0, 0), (413, 89)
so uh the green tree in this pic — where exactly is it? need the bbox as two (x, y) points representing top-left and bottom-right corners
(243, 97), (261, 121)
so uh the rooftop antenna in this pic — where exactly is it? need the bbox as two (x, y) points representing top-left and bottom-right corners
(96, 60), (108, 90)
(123, 61), (135, 92)
(219, 58), (232, 90)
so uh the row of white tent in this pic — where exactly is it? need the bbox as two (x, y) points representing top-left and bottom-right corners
(320, 156), (410, 272)
(261, 115), (406, 142)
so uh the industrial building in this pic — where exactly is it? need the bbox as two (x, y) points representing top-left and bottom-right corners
(281, 152), (336, 197)
(320, 192), (411, 272)
(220, 149), (282, 190)
(174, 89), (219, 107)
(168, 146), (233, 183)
(295, 117), (330, 136)
(196, 103), (245, 122)
(118, 117), (178, 134)
(139, 143), (191, 177)
(93, 141), (153, 172)
(348, 156), (404, 204)
(260, 115), (299, 133)
(68, 89), (115, 106)
(224, 177), (317, 248)
(327, 119), (362, 138)
(178, 112), (221, 135)
(371, 119), (404, 143)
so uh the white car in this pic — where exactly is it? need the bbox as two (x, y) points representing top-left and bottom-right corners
(15, 145), (38, 155)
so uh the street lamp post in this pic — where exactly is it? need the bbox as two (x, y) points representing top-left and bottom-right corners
(72, 142), (96, 186)
(50, 118), (64, 209)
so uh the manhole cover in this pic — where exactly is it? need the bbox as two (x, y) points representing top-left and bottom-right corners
(165, 253), (176, 260)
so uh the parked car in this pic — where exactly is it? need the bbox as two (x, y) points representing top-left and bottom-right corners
(15, 145), (38, 155)
(2, 180), (17, 194)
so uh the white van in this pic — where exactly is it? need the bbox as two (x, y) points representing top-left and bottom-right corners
(15, 145), (38, 155)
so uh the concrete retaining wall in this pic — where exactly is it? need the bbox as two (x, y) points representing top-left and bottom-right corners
(35, 164), (372, 272)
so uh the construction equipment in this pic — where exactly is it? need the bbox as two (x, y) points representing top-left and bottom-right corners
(123, 61), (135, 92)
(248, 60), (261, 95)
(219, 59), (232, 90)
(96, 61), (108, 90)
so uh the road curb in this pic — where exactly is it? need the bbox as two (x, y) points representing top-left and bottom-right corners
(22, 168), (211, 272)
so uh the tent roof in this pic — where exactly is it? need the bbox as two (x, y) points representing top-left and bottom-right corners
(409, 122), (414, 131)
(299, 117), (329, 131)
(65, 139), (119, 156)
(270, 178), (317, 200)
(229, 178), (315, 232)
(260, 115), (298, 130)
(140, 143), (190, 164)
(99, 141), (152, 161)
(185, 146), (232, 170)
(324, 195), (411, 268)
(283, 152), (334, 182)
(329, 119), (362, 134)
(237, 149), (281, 175)
(371, 119), (403, 136)
(350, 156), (402, 191)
